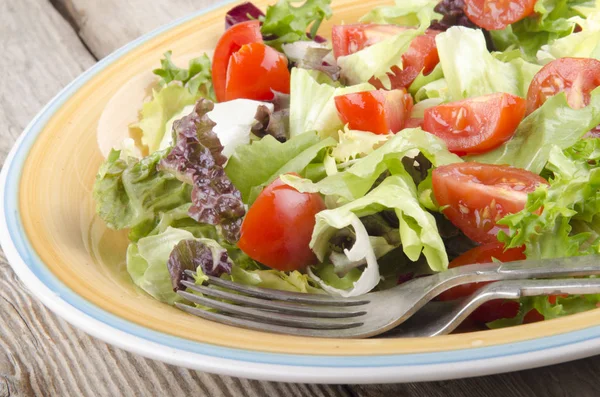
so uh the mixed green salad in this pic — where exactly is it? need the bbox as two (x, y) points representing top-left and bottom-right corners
(94, 0), (600, 330)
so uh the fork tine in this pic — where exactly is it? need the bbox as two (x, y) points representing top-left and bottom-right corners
(175, 302), (353, 338)
(181, 280), (366, 318)
(177, 291), (364, 329)
(188, 272), (368, 306)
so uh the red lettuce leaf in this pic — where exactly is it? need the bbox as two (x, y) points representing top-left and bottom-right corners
(167, 239), (232, 291)
(160, 99), (245, 242)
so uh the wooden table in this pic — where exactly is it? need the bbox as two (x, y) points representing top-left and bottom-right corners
(2, 1), (600, 396)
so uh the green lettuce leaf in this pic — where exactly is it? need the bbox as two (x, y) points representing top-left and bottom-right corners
(153, 51), (214, 99)
(497, 139), (600, 259)
(330, 127), (392, 163)
(436, 26), (540, 100)
(133, 84), (199, 154)
(261, 0), (332, 49)
(468, 87), (600, 174)
(537, 12), (600, 62)
(224, 131), (336, 203)
(490, 0), (585, 60)
(289, 67), (375, 138)
(307, 173), (448, 296)
(93, 149), (191, 231)
(126, 227), (195, 304)
(359, 0), (440, 25)
(227, 265), (324, 294)
(281, 128), (461, 202)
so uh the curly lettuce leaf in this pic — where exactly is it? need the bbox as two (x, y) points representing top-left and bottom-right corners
(468, 87), (600, 174)
(436, 26), (540, 100)
(282, 128), (461, 202)
(289, 67), (374, 138)
(261, 0), (332, 49)
(498, 139), (600, 259)
(160, 100), (245, 242)
(225, 131), (336, 203)
(93, 149), (191, 231)
(153, 51), (214, 99)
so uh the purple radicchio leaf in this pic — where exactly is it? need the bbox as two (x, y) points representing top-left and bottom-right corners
(297, 47), (340, 81)
(252, 105), (288, 142)
(167, 239), (233, 291)
(430, 0), (495, 51)
(160, 99), (245, 242)
(225, 2), (265, 30)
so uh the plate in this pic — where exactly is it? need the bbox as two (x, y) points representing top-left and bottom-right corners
(2, 0), (600, 384)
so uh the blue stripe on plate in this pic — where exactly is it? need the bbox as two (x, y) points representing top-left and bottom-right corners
(4, 0), (600, 369)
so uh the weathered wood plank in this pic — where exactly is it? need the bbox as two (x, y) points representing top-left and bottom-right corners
(0, 1), (350, 396)
(352, 356), (600, 397)
(51, 0), (225, 59)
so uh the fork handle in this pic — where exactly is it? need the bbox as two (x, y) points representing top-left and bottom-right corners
(438, 254), (600, 291)
(418, 278), (600, 337)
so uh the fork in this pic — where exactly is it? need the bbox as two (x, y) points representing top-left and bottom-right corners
(174, 254), (600, 338)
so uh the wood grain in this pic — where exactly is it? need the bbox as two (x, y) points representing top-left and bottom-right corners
(51, 0), (225, 59)
(2, 0), (600, 396)
(0, 1), (348, 396)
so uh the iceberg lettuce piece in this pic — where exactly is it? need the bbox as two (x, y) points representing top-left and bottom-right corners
(437, 26), (540, 100)
(308, 173), (448, 296)
(289, 68), (374, 138)
(360, 0), (440, 26)
(282, 128), (461, 202)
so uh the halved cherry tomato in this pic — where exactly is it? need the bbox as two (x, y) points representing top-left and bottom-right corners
(423, 93), (526, 155)
(332, 24), (440, 89)
(438, 243), (526, 324)
(212, 20), (262, 102)
(225, 42), (291, 101)
(332, 24), (404, 58)
(464, 0), (537, 30)
(438, 243), (526, 301)
(334, 89), (413, 134)
(238, 175), (326, 271)
(432, 163), (548, 244)
(526, 58), (600, 114)
(372, 30), (441, 90)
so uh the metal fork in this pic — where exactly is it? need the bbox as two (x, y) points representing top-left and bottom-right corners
(174, 255), (600, 338)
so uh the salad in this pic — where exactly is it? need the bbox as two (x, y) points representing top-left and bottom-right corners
(94, 0), (600, 331)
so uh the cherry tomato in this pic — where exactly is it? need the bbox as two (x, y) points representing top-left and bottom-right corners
(432, 163), (548, 244)
(372, 30), (441, 90)
(423, 93), (526, 155)
(212, 20), (262, 102)
(405, 118), (424, 129)
(332, 24), (440, 89)
(526, 58), (600, 114)
(225, 42), (291, 101)
(438, 243), (526, 301)
(237, 175), (326, 271)
(332, 24), (405, 58)
(464, 0), (537, 30)
(438, 243), (526, 324)
(523, 309), (545, 323)
(334, 89), (413, 134)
